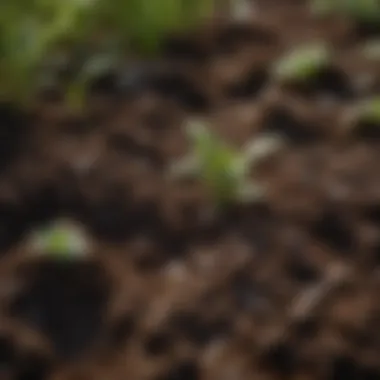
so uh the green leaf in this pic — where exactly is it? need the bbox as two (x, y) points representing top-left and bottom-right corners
(0, 0), (93, 104)
(185, 121), (239, 203)
(357, 97), (380, 123)
(89, 0), (215, 56)
(273, 44), (330, 82)
(31, 221), (88, 259)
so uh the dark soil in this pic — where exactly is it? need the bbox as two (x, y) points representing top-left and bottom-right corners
(1, 1), (380, 379)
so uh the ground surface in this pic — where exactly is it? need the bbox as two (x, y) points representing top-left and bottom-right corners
(1, 1), (380, 379)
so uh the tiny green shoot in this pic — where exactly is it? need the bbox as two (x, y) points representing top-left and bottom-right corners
(29, 220), (89, 259)
(273, 44), (331, 83)
(170, 120), (283, 206)
(355, 97), (380, 124)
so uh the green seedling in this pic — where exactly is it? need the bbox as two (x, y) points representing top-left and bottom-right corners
(29, 220), (89, 259)
(0, 0), (217, 105)
(90, 0), (216, 56)
(170, 120), (283, 206)
(311, 0), (380, 23)
(273, 44), (331, 83)
(355, 97), (380, 124)
(0, 0), (92, 106)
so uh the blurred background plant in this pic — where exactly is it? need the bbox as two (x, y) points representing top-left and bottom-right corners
(0, 0), (216, 108)
(90, 0), (216, 55)
(272, 43), (331, 84)
(0, 0), (92, 105)
(355, 97), (380, 124)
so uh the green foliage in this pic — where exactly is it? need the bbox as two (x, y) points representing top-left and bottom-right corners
(0, 0), (216, 106)
(273, 44), (331, 83)
(0, 0), (91, 104)
(170, 121), (283, 206)
(90, 0), (215, 55)
(311, 0), (380, 23)
(30, 220), (89, 259)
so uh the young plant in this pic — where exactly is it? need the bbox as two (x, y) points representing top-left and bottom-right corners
(310, 0), (380, 24)
(0, 0), (92, 106)
(272, 44), (331, 83)
(89, 0), (216, 56)
(342, 96), (380, 137)
(29, 220), (89, 259)
(355, 97), (380, 124)
(170, 120), (283, 206)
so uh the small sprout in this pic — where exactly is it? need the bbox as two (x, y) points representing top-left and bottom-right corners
(310, 0), (380, 23)
(355, 97), (380, 123)
(29, 220), (89, 259)
(343, 97), (380, 138)
(169, 120), (283, 206)
(273, 44), (331, 83)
